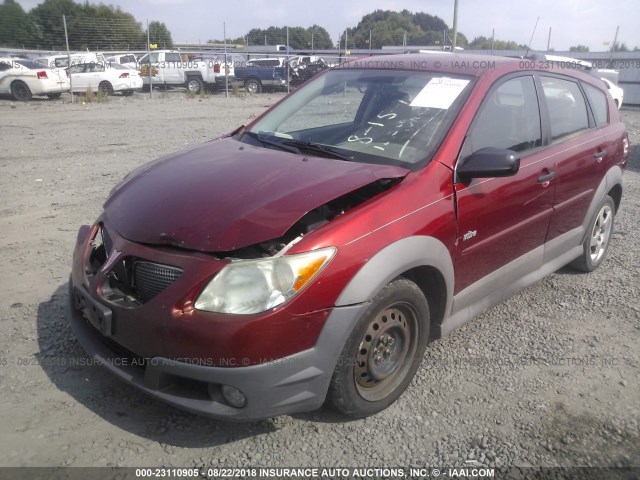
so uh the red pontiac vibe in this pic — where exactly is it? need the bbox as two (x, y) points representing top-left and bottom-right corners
(69, 53), (629, 420)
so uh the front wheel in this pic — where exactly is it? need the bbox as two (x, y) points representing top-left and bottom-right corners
(327, 278), (430, 418)
(570, 195), (615, 272)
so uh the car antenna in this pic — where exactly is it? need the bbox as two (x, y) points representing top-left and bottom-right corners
(524, 16), (540, 58)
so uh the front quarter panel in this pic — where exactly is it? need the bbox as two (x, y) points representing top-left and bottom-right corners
(286, 160), (457, 315)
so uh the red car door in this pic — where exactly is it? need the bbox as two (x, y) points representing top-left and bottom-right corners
(540, 75), (616, 241)
(454, 75), (556, 294)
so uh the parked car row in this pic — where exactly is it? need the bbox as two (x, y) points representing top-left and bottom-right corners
(1, 52), (626, 105)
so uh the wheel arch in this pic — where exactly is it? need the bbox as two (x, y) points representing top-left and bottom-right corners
(607, 182), (623, 213)
(335, 236), (454, 340)
(580, 165), (623, 241)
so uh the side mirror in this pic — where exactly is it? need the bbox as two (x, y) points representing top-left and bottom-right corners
(457, 147), (520, 180)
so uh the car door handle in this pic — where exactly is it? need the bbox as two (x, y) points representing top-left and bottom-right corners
(538, 172), (556, 184)
(594, 150), (607, 162)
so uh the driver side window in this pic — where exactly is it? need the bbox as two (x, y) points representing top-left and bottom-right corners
(467, 76), (542, 154)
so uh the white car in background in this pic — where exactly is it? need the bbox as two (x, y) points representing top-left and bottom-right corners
(0, 57), (69, 101)
(601, 78), (624, 109)
(68, 61), (142, 96)
(105, 53), (138, 68)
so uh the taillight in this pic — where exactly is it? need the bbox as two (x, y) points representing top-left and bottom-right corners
(119, 73), (129, 78)
(623, 136), (629, 158)
(37, 71), (48, 80)
(214, 64), (220, 73)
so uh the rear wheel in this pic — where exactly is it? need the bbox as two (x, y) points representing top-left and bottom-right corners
(570, 195), (615, 272)
(11, 81), (32, 101)
(186, 77), (203, 94)
(244, 78), (262, 94)
(327, 278), (430, 418)
(98, 81), (113, 95)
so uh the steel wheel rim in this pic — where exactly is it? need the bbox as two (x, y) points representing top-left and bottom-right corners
(354, 302), (419, 401)
(589, 204), (613, 263)
(187, 80), (200, 92)
(247, 82), (258, 93)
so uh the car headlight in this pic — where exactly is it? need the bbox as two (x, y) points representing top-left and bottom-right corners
(194, 247), (336, 314)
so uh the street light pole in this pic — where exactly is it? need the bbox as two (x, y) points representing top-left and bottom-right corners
(452, 0), (459, 50)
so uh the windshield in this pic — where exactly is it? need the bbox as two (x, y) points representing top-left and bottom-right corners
(244, 68), (473, 167)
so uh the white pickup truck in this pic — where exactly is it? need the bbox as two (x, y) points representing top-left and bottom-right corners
(138, 50), (234, 93)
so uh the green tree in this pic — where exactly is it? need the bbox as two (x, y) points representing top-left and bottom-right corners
(569, 45), (589, 52)
(467, 35), (527, 50)
(339, 10), (454, 49)
(244, 25), (332, 50)
(0, 0), (41, 48)
(149, 21), (173, 48)
(611, 42), (629, 52)
(28, 0), (146, 50)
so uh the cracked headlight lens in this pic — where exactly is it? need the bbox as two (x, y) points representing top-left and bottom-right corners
(194, 247), (336, 314)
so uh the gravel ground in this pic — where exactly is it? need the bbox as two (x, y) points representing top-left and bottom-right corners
(0, 91), (638, 472)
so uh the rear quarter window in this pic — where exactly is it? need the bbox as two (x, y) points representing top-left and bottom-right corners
(583, 83), (609, 127)
(541, 76), (589, 141)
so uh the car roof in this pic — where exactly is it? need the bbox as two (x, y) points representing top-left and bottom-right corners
(338, 53), (602, 86)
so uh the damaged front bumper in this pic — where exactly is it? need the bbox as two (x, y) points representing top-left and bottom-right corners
(67, 220), (366, 419)
(68, 279), (366, 420)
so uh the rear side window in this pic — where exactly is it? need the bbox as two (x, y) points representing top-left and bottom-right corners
(468, 76), (542, 153)
(583, 83), (609, 127)
(541, 76), (589, 140)
(165, 53), (182, 63)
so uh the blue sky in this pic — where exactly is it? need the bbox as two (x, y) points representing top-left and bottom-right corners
(16, 0), (640, 52)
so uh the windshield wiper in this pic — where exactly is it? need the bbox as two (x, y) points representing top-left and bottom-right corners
(243, 131), (299, 154)
(281, 140), (354, 161)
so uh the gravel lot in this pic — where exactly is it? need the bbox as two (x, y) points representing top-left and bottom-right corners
(0, 91), (638, 473)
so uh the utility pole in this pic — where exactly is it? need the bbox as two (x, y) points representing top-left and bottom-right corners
(224, 22), (229, 98)
(345, 28), (348, 56)
(491, 28), (495, 54)
(146, 20), (152, 98)
(547, 27), (552, 51)
(63, 14), (73, 103)
(452, 0), (459, 50)
(609, 26), (619, 68)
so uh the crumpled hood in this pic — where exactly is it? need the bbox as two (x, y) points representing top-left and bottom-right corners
(104, 137), (409, 252)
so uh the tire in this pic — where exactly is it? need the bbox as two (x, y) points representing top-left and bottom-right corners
(244, 78), (262, 94)
(570, 195), (615, 272)
(121, 90), (134, 96)
(11, 81), (32, 101)
(186, 76), (203, 94)
(327, 278), (430, 418)
(98, 81), (113, 95)
(47, 93), (62, 100)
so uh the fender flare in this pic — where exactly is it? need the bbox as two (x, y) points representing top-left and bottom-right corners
(335, 236), (454, 315)
(580, 165), (623, 241)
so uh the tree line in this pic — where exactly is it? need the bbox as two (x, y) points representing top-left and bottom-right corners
(1, 0), (637, 53)
(0, 0), (172, 50)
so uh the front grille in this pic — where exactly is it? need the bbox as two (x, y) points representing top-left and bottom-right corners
(133, 261), (182, 303)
